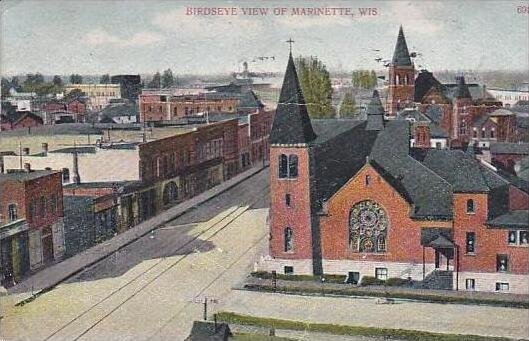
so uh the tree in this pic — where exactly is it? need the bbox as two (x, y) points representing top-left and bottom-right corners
(65, 88), (86, 100)
(34, 73), (45, 84)
(100, 74), (111, 84)
(70, 74), (83, 84)
(148, 72), (161, 89)
(352, 70), (378, 89)
(339, 92), (357, 118)
(1, 77), (10, 97)
(161, 69), (175, 88)
(52, 75), (63, 87)
(296, 56), (334, 119)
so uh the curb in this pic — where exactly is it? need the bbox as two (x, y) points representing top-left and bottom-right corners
(11, 165), (268, 306)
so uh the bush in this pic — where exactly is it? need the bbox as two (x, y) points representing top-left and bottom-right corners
(322, 274), (347, 283)
(360, 276), (385, 286)
(386, 277), (411, 287)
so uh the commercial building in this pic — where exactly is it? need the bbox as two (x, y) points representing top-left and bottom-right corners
(64, 84), (121, 111)
(0, 169), (65, 285)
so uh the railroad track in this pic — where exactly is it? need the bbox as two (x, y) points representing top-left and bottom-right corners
(42, 182), (269, 341)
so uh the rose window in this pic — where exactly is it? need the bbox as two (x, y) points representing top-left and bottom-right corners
(349, 200), (388, 253)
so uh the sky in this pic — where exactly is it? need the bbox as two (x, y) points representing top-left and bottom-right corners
(0, 0), (528, 76)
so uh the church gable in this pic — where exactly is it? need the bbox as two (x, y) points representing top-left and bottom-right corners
(421, 86), (451, 105)
(324, 163), (411, 216)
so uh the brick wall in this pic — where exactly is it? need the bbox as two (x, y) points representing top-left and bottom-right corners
(269, 147), (313, 261)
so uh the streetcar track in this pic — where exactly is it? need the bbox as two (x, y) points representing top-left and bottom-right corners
(43, 182), (269, 341)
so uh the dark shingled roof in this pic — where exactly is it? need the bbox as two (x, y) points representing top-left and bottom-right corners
(392, 26), (413, 66)
(487, 210), (529, 229)
(414, 71), (443, 102)
(366, 90), (385, 131)
(185, 321), (231, 341)
(370, 120), (453, 219)
(269, 52), (316, 145)
(312, 120), (378, 203)
(98, 103), (138, 118)
(490, 142), (529, 155)
(423, 149), (490, 193)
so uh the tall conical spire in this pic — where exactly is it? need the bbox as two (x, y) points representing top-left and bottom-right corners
(269, 51), (316, 145)
(366, 90), (385, 131)
(455, 75), (471, 99)
(392, 26), (412, 66)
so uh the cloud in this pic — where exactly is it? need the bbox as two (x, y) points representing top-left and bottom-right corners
(85, 29), (163, 47)
(151, 8), (264, 37)
(387, 1), (445, 34)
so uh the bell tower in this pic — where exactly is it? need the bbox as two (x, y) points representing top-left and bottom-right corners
(268, 41), (319, 275)
(387, 26), (415, 116)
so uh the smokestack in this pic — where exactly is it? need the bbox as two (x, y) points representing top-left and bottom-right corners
(72, 143), (81, 184)
(22, 147), (30, 155)
(41, 142), (48, 156)
(23, 163), (31, 173)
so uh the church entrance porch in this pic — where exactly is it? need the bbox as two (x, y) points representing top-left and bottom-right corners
(420, 228), (460, 290)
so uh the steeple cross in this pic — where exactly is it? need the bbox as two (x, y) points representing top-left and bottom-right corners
(286, 38), (294, 53)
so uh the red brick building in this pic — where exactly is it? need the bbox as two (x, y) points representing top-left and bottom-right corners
(386, 27), (508, 148)
(0, 169), (65, 284)
(259, 50), (528, 294)
(0, 111), (43, 131)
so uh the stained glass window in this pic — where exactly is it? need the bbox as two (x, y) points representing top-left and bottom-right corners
(349, 201), (388, 253)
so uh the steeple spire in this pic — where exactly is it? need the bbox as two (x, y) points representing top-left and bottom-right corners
(366, 90), (385, 131)
(269, 50), (316, 145)
(392, 26), (412, 66)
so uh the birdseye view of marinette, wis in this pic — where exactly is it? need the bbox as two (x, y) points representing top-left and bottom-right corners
(0, 1), (528, 341)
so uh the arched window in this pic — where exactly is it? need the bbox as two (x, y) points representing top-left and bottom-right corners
(278, 154), (288, 178)
(466, 199), (475, 214)
(288, 155), (298, 178)
(284, 227), (293, 252)
(40, 196), (46, 217)
(8, 204), (17, 221)
(365, 175), (371, 186)
(349, 200), (388, 253)
(62, 168), (70, 183)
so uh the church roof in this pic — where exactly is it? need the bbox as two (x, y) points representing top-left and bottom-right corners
(422, 149), (490, 193)
(269, 52), (316, 145)
(392, 26), (413, 66)
(414, 71), (445, 102)
(366, 90), (385, 131)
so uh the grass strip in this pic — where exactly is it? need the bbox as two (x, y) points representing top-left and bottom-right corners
(244, 283), (529, 309)
(218, 311), (516, 341)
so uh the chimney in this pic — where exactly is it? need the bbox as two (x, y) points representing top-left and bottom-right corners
(22, 147), (30, 155)
(41, 142), (49, 156)
(23, 163), (31, 173)
(414, 124), (431, 149)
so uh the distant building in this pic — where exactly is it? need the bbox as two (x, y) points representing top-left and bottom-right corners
(138, 89), (263, 123)
(386, 27), (504, 148)
(98, 101), (138, 124)
(110, 75), (142, 100)
(0, 169), (65, 285)
(0, 111), (44, 131)
(487, 84), (529, 107)
(41, 98), (88, 124)
(64, 84), (121, 111)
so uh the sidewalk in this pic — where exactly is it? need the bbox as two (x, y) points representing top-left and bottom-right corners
(7, 164), (268, 301)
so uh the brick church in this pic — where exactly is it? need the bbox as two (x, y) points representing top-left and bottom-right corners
(388, 26), (507, 147)
(259, 30), (529, 294)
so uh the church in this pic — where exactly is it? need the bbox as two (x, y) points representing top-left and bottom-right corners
(259, 28), (529, 294)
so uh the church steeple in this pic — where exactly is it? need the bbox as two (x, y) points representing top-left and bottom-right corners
(366, 90), (385, 131)
(269, 51), (316, 145)
(392, 26), (412, 66)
